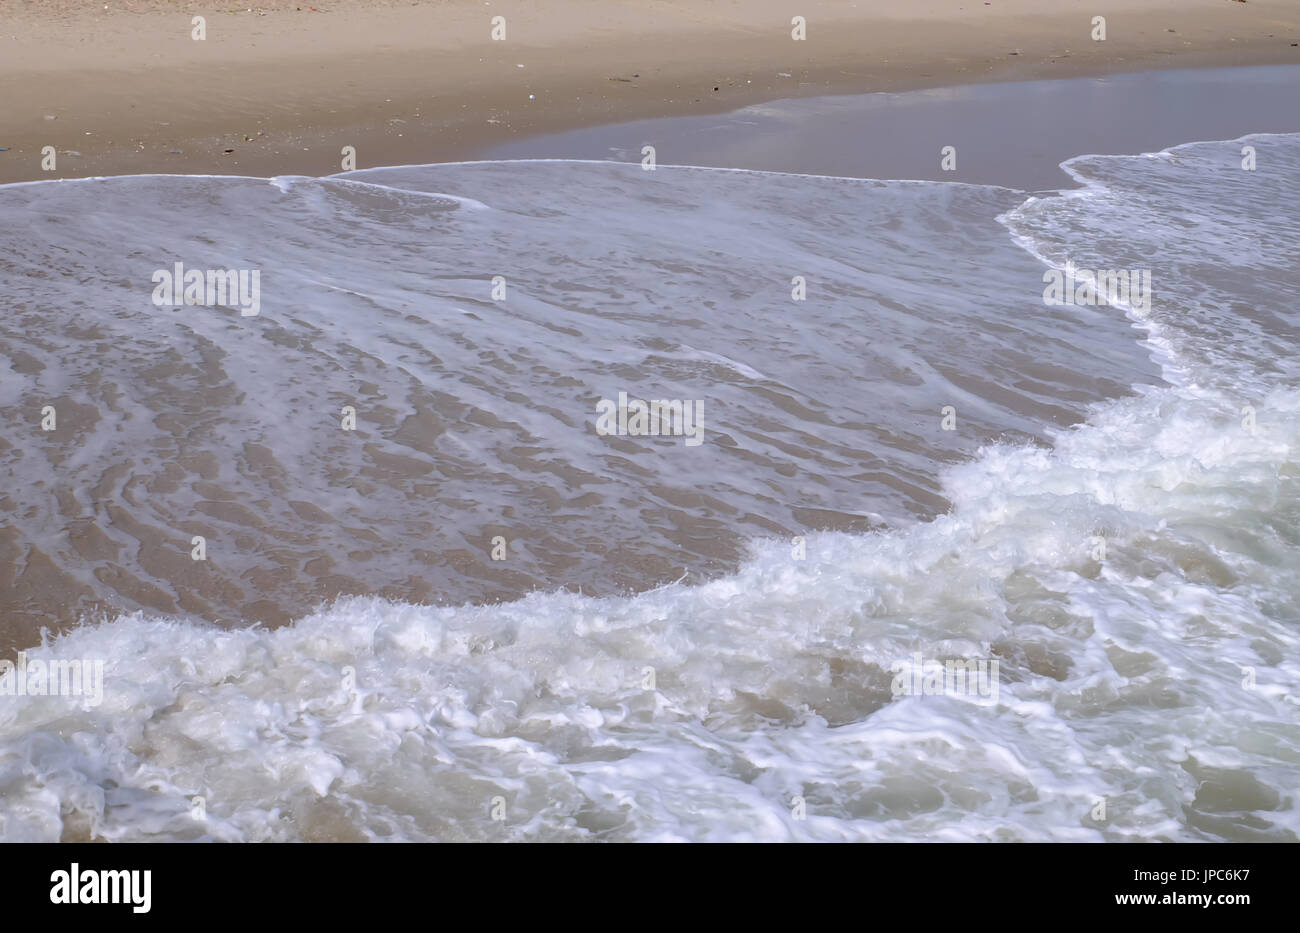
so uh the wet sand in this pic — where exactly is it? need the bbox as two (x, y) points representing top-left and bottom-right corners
(478, 65), (1300, 191)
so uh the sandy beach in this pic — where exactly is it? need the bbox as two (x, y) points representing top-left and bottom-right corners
(1, 0), (1298, 184)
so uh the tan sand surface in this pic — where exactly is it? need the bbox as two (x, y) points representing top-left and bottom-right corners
(0, 0), (1297, 183)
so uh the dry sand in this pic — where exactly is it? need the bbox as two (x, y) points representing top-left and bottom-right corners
(0, 0), (1298, 184)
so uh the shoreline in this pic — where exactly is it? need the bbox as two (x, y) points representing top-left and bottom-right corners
(475, 65), (1300, 190)
(1, 0), (1298, 185)
(4, 64), (1295, 196)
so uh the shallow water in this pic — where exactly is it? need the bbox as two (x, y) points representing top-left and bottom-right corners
(0, 160), (1160, 632)
(0, 133), (1296, 841)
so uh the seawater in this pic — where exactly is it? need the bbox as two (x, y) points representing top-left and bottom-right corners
(0, 136), (1295, 841)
